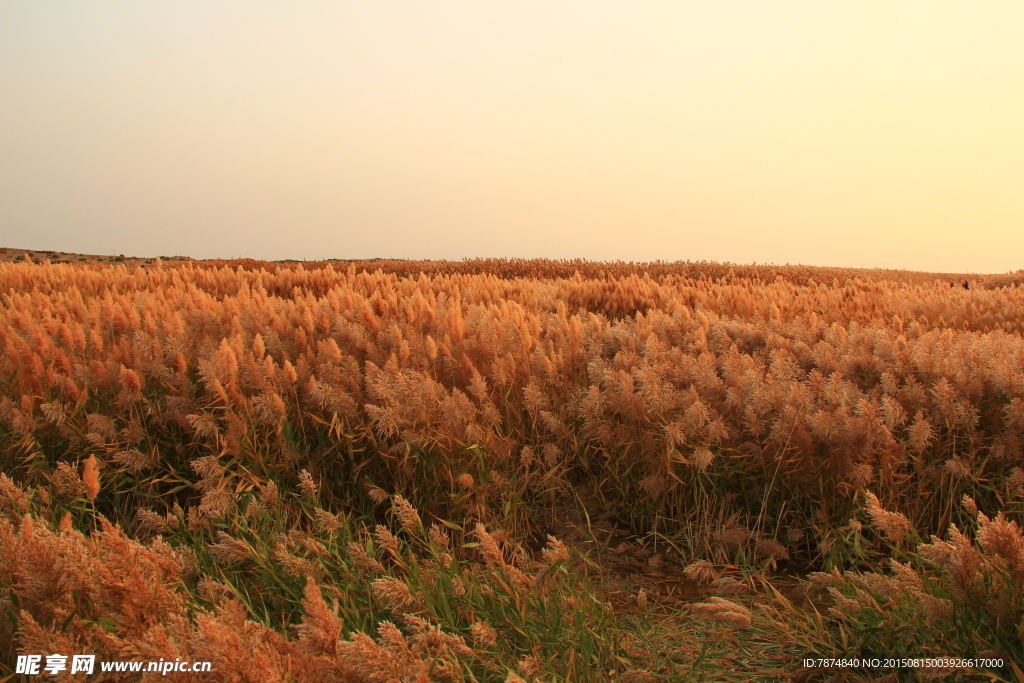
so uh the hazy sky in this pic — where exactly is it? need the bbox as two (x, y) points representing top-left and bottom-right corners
(1, 2), (1022, 272)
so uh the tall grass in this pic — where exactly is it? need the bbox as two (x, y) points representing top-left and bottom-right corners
(1, 257), (1023, 678)
(807, 492), (1024, 679)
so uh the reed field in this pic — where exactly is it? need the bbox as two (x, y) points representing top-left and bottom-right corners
(2, 255), (1024, 681)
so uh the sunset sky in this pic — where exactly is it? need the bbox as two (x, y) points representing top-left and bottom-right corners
(1, 2), (1022, 272)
